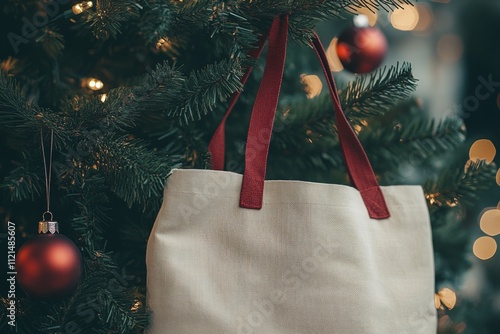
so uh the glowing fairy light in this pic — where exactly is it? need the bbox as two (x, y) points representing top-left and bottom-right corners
(72, 1), (93, 15)
(83, 78), (104, 91)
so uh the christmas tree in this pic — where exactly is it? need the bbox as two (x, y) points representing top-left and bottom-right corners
(0, 0), (497, 333)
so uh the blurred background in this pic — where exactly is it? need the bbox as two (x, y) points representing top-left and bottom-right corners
(320, 0), (500, 332)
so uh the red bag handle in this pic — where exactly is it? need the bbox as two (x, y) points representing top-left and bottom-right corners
(239, 15), (289, 209)
(310, 32), (390, 219)
(209, 16), (390, 219)
(208, 34), (268, 170)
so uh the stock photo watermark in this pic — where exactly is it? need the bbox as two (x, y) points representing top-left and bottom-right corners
(59, 267), (136, 334)
(237, 237), (338, 334)
(7, 0), (76, 53)
(6, 221), (17, 327)
(457, 74), (500, 118)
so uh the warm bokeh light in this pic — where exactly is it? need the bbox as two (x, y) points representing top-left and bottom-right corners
(326, 37), (344, 72)
(156, 38), (169, 49)
(84, 78), (104, 91)
(414, 3), (434, 32)
(353, 11), (377, 27)
(131, 300), (142, 311)
(497, 168), (500, 186)
(100, 94), (107, 102)
(72, 1), (93, 15)
(437, 34), (464, 63)
(390, 5), (419, 31)
(436, 288), (457, 310)
(480, 209), (500, 236)
(473, 236), (497, 260)
(300, 74), (323, 99)
(469, 139), (496, 163)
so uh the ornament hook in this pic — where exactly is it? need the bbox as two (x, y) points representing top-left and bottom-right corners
(42, 211), (54, 222)
(41, 128), (54, 217)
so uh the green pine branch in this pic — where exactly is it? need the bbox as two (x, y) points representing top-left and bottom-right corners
(0, 152), (42, 203)
(76, 61), (184, 133)
(92, 135), (176, 211)
(424, 159), (497, 210)
(38, 27), (65, 59)
(97, 288), (146, 333)
(428, 160), (496, 283)
(126, 61), (185, 115)
(57, 258), (146, 334)
(70, 174), (110, 255)
(0, 72), (60, 132)
(140, 2), (174, 44)
(361, 116), (467, 162)
(168, 0), (212, 37)
(208, 1), (260, 57)
(86, 0), (141, 40)
(166, 58), (244, 123)
(340, 62), (417, 120)
(272, 63), (417, 152)
(243, 0), (413, 44)
(274, 63), (416, 131)
(71, 61), (185, 132)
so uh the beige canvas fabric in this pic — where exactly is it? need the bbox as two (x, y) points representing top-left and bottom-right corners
(146, 169), (437, 334)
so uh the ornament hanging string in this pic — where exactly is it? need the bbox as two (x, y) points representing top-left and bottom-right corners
(40, 128), (54, 222)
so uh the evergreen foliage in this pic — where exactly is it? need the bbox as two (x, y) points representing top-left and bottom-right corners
(0, 1), (496, 333)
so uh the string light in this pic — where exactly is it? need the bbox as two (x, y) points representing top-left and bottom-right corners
(83, 78), (104, 91)
(156, 38), (168, 49)
(72, 1), (93, 15)
(99, 94), (108, 102)
(156, 38), (178, 56)
(131, 300), (142, 311)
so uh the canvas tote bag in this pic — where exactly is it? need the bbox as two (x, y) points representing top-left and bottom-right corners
(146, 16), (437, 334)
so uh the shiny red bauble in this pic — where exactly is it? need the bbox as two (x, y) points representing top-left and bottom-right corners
(336, 25), (388, 74)
(16, 233), (82, 299)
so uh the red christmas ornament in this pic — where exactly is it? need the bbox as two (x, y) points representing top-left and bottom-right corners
(336, 22), (387, 74)
(16, 220), (82, 299)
